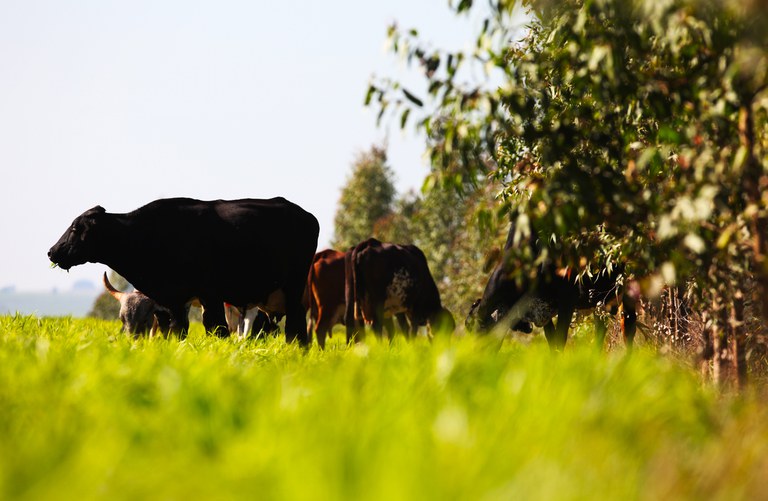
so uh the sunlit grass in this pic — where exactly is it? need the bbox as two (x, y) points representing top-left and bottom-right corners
(0, 315), (765, 500)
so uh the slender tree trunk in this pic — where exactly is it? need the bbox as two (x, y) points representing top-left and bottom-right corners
(732, 289), (748, 388)
(700, 303), (714, 380)
(712, 292), (735, 387)
(739, 103), (768, 326)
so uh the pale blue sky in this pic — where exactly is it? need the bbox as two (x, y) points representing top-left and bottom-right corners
(0, 1), (521, 292)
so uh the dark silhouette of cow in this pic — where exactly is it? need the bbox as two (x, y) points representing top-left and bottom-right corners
(48, 197), (319, 345)
(344, 238), (455, 342)
(466, 223), (637, 350)
(306, 249), (347, 348)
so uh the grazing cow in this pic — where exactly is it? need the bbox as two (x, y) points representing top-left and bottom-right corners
(465, 223), (637, 350)
(344, 238), (455, 342)
(48, 197), (319, 345)
(102, 272), (171, 336)
(306, 249), (347, 348)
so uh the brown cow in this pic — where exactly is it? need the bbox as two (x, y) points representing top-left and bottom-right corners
(306, 249), (347, 348)
(344, 238), (455, 342)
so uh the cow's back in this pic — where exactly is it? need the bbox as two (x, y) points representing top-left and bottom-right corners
(353, 239), (443, 323)
(122, 197), (319, 306)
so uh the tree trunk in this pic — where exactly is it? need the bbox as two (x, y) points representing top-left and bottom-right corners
(712, 293), (735, 388)
(732, 289), (748, 388)
(739, 103), (768, 326)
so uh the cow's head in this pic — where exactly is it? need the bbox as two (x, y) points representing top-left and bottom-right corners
(48, 206), (108, 270)
(429, 307), (456, 334)
(465, 258), (532, 334)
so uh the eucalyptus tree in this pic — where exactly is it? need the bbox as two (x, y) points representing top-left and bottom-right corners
(368, 0), (768, 384)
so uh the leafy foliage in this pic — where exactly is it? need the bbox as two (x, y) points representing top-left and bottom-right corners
(368, 0), (768, 295)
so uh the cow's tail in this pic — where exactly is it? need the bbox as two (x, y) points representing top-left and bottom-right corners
(344, 248), (358, 342)
(102, 272), (124, 301)
(353, 249), (366, 323)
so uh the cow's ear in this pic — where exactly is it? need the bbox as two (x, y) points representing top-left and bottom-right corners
(85, 206), (106, 217)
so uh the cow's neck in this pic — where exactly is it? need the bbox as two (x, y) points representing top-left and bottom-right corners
(93, 213), (151, 291)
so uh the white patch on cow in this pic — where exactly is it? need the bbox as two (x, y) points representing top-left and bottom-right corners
(240, 308), (261, 340)
(385, 268), (412, 315)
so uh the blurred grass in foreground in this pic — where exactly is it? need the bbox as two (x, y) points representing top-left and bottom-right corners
(0, 315), (766, 500)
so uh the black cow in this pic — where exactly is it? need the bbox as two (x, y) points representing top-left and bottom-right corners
(466, 224), (637, 350)
(48, 197), (319, 344)
(344, 238), (455, 342)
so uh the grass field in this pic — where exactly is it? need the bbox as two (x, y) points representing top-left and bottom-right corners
(0, 315), (766, 500)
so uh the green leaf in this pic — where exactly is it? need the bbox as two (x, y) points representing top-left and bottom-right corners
(657, 126), (681, 144)
(402, 89), (424, 107)
(456, 0), (472, 14)
(400, 108), (411, 129)
(364, 85), (376, 106)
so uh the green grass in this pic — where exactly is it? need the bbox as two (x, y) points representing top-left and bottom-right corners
(0, 315), (766, 500)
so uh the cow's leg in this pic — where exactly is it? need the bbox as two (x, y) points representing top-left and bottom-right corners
(543, 319), (556, 348)
(543, 302), (574, 351)
(622, 297), (638, 350)
(284, 291), (309, 347)
(344, 251), (359, 344)
(151, 309), (172, 339)
(168, 305), (190, 339)
(315, 325), (328, 349)
(236, 307), (246, 337)
(201, 301), (229, 337)
(371, 307), (385, 338)
(551, 303), (575, 350)
(382, 316), (396, 341)
(315, 308), (333, 349)
(307, 311), (316, 346)
(224, 304), (240, 334)
(396, 313), (413, 338)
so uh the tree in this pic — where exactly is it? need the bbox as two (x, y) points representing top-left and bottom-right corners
(369, 0), (768, 385)
(332, 146), (397, 250)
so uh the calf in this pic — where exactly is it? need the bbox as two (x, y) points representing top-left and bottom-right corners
(306, 249), (347, 348)
(345, 238), (455, 342)
(102, 272), (170, 337)
(466, 224), (637, 350)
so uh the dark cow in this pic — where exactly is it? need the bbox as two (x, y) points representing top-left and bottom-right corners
(344, 238), (455, 342)
(306, 249), (347, 348)
(466, 223), (637, 350)
(48, 197), (319, 345)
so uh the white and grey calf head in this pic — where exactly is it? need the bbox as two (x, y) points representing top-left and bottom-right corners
(103, 273), (169, 336)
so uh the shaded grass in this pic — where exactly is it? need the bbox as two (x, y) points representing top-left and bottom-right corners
(0, 315), (766, 500)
